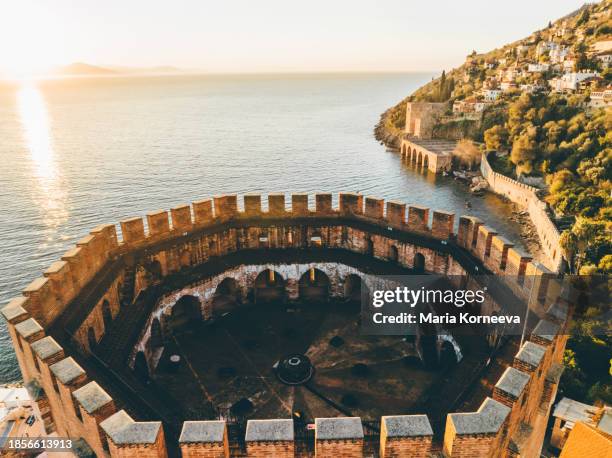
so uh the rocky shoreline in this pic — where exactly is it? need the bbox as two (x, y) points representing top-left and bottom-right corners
(373, 102), (404, 149)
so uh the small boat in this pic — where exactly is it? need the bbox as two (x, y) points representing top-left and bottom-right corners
(465, 201), (472, 209)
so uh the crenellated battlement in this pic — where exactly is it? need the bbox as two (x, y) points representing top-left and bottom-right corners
(480, 154), (563, 273)
(8, 192), (557, 330)
(1, 192), (570, 458)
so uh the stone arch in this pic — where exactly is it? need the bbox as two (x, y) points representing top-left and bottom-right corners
(253, 269), (286, 304)
(310, 230), (323, 247)
(134, 351), (149, 383)
(389, 245), (399, 263)
(365, 237), (374, 256)
(344, 274), (366, 302)
(414, 253), (426, 273)
(487, 311), (502, 348)
(287, 230), (294, 246)
(258, 231), (269, 248)
(212, 277), (241, 317)
(440, 340), (458, 368)
(423, 153), (429, 169)
(169, 295), (202, 333)
(87, 327), (97, 352)
(179, 250), (191, 268)
(298, 268), (330, 302)
(418, 326), (438, 370)
(235, 231), (243, 251)
(116, 282), (123, 305)
(150, 317), (163, 348)
(208, 240), (217, 257)
(102, 299), (113, 331)
(145, 259), (163, 282)
(417, 151), (423, 166)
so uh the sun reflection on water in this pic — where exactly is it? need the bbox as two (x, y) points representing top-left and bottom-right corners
(17, 82), (68, 241)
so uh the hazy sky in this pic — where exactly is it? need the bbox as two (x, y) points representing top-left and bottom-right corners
(0, 0), (593, 76)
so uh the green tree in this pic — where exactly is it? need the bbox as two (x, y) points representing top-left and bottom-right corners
(484, 125), (509, 151)
(598, 254), (612, 273)
(576, 8), (590, 26)
(510, 126), (538, 173)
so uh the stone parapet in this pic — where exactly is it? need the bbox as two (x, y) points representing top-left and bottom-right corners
(245, 419), (294, 457)
(179, 421), (229, 458)
(315, 417), (364, 457)
(380, 415), (433, 457)
(480, 153), (563, 272)
(0, 192), (571, 458)
(101, 410), (167, 458)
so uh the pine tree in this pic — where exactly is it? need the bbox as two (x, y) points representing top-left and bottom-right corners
(577, 9), (590, 27)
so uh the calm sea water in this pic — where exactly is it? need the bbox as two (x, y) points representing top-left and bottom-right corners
(0, 73), (527, 383)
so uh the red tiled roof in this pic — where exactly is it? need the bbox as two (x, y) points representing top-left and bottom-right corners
(560, 422), (612, 458)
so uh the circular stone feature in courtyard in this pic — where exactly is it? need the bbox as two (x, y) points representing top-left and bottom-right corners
(275, 354), (314, 385)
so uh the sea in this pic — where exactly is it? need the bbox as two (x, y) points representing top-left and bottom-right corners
(0, 72), (527, 383)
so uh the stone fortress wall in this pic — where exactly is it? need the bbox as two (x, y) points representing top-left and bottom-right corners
(399, 102), (563, 274)
(1, 192), (571, 457)
(480, 154), (563, 273)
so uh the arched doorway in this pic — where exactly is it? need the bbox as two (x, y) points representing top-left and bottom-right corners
(414, 253), (426, 273)
(116, 282), (123, 305)
(298, 268), (330, 302)
(102, 300), (112, 331)
(169, 295), (202, 333)
(150, 318), (163, 348)
(310, 231), (322, 247)
(487, 312), (502, 349)
(389, 245), (399, 263)
(87, 327), (97, 352)
(212, 278), (241, 317)
(258, 232), (269, 248)
(344, 274), (369, 307)
(145, 260), (162, 283)
(253, 269), (286, 304)
(365, 238), (374, 256)
(134, 351), (149, 383)
(208, 240), (216, 257)
(179, 250), (191, 268)
(440, 341), (458, 368)
(417, 326), (438, 370)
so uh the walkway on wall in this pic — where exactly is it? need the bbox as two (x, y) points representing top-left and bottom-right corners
(52, 214), (492, 340)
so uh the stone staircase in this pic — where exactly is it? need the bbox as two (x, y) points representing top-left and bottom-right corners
(96, 286), (157, 368)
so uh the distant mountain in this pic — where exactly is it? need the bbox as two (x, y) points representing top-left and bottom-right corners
(107, 65), (183, 74)
(52, 63), (187, 77)
(55, 62), (117, 76)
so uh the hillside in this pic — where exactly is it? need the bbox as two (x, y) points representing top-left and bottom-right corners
(376, 0), (611, 275)
(55, 62), (117, 76)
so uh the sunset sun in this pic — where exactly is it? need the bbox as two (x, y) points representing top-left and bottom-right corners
(0, 2), (64, 78)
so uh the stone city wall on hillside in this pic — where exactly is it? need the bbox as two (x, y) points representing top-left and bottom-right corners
(2, 192), (569, 457)
(481, 154), (563, 273)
